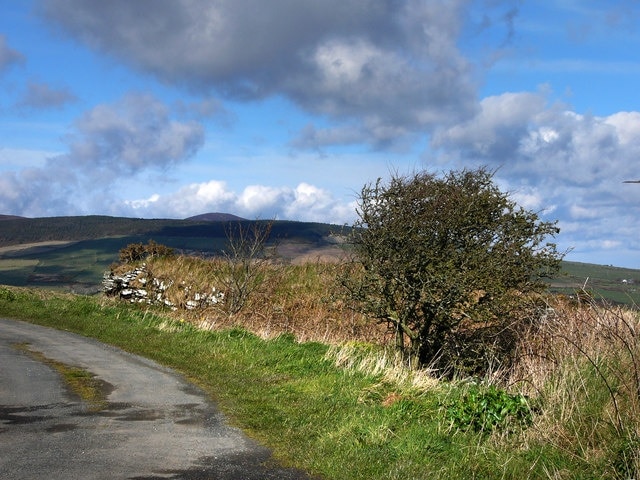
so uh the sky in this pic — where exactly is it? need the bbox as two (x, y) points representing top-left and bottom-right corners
(1, 1), (640, 268)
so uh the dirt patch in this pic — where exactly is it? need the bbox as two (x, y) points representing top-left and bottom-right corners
(0, 241), (77, 257)
(277, 241), (349, 264)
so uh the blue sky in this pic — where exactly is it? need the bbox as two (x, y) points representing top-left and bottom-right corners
(1, 1), (640, 268)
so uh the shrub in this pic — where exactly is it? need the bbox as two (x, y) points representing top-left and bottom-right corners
(118, 240), (175, 263)
(0, 287), (16, 301)
(341, 167), (562, 375)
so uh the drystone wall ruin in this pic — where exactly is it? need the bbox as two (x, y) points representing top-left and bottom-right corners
(102, 264), (223, 311)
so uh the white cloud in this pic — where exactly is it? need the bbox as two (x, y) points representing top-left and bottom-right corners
(2, 0), (638, 269)
(507, 186), (546, 212)
(124, 194), (160, 210)
(122, 180), (356, 224)
(237, 185), (286, 214)
(0, 93), (205, 216)
(600, 239), (622, 250)
(60, 93), (204, 178)
(285, 183), (358, 223)
(569, 204), (600, 220)
(431, 89), (640, 263)
(432, 91), (549, 158)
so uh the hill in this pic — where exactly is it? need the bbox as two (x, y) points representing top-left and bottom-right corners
(550, 261), (640, 306)
(0, 214), (349, 292)
(1, 214), (639, 306)
(185, 212), (247, 222)
(0, 214), (345, 247)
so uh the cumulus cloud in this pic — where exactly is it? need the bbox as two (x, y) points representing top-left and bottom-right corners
(122, 181), (357, 224)
(39, 0), (479, 148)
(432, 90), (640, 259)
(0, 93), (205, 216)
(0, 34), (24, 73)
(60, 93), (204, 180)
(5, 0), (636, 267)
(433, 91), (640, 188)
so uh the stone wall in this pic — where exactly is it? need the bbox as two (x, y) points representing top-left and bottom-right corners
(102, 264), (224, 311)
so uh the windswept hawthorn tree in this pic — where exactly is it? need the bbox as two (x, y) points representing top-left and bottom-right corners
(342, 167), (562, 375)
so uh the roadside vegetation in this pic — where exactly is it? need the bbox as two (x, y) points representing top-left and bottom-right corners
(1, 167), (639, 478)
(2, 283), (639, 478)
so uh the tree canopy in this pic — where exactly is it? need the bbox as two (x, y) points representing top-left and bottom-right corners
(342, 167), (562, 375)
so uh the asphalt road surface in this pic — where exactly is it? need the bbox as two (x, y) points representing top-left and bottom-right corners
(0, 318), (312, 480)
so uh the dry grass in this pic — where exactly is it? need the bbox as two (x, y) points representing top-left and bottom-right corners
(509, 294), (640, 476)
(116, 253), (640, 475)
(137, 255), (387, 345)
(325, 341), (440, 392)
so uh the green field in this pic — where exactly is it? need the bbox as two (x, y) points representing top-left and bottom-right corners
(1, 215), (639, 306)
(0, 235), (230, 292)
(2, 240), (638, 307)
(552, 261), (640, 306)
(0, 216), (343, 292)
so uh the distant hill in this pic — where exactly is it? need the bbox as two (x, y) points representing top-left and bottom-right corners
(0, 215), (186, 247)
(1, 214), (639, 306)
(0, 214), (346, 249)
(0, 214), (25, 221)
(185, 212), (247, 222)
(0, 213), (350, 292)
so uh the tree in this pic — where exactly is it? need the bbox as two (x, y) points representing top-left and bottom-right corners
(220, 220), (275, 315)
(342, 167), (562, 375)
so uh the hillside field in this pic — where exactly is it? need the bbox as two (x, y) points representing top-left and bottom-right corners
(0, 215), (348, 293)
(550, 261), (640, 306)
(0, 215), (638, 306)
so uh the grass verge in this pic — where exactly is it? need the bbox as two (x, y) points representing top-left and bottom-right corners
(0, 285), (635, 479)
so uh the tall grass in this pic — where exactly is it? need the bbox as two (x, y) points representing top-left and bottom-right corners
(6, 252), (640, 478)
(113, 255), (640, 476)
(509, 294), (640, 478)
(118, 256), (640, 466)
(117, 255), (385, 344)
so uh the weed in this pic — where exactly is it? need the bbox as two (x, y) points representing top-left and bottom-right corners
(444, 384), (535, 434)
(0, 286), (16, 301)
(510, 293), (640, 477)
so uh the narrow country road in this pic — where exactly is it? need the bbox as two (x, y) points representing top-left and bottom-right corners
(0, 318), (312, 480)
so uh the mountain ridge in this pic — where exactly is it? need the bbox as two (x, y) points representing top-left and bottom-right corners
(185, 212), (247, 222)
(0, 213), (344, 248)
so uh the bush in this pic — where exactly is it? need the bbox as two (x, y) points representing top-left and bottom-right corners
(118, 240), (175, 263)
(341, 167), (562, 375)
(0, 287), (16, 302)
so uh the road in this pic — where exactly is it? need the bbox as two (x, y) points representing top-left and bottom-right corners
(0, 318), (312, 480)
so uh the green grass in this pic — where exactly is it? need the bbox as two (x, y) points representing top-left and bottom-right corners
(0, 285), (630, 479)
(0, 236), (226, 290)
(551, 261), (640, 306)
